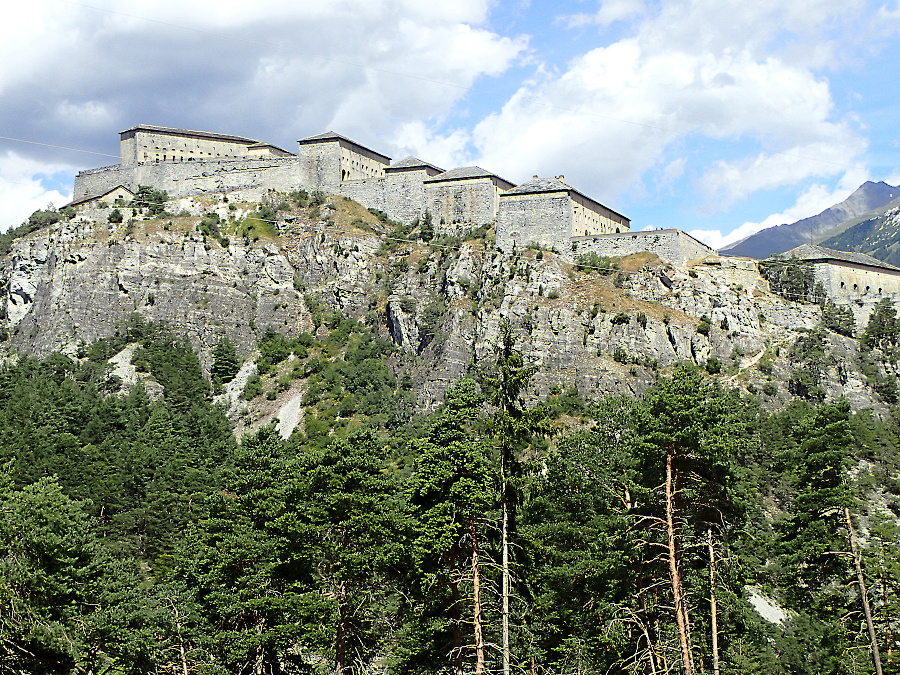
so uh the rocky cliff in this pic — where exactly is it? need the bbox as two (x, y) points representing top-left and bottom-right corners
(0, 195), (891, 421)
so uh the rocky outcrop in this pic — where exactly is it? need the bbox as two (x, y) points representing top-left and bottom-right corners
(0, 210), (889, 414)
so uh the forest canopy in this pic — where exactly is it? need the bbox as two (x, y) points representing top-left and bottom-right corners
(0, 317), (898, 675)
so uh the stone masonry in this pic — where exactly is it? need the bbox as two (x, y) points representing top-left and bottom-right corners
(70, 124), (739, 268)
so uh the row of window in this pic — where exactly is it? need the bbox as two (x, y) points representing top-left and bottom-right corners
(839, 280), (885, 294)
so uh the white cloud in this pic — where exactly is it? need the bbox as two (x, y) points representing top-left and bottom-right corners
(565, 0), (646, 27)
(420, 0), (874, 220)
(0, 153), (74, 232)
(689, 173), (868, 249)
(0, 0), (526, 166)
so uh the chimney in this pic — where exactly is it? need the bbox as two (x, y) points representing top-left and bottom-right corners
(556, 175), (565, 182)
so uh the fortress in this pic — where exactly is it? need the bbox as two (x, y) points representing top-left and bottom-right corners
(72, 124), (716, 265)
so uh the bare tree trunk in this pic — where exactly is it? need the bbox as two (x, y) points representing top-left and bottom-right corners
(471, 518), (486, 675)
(845, 507), (884, 675)
(502, 499), (511, 675)
(336, 581), (347, 675)
(449, 546), (464, 675)
(707, 529), (720, 675)
(666, 446), (694, 675)
(255, 616), (265, 675)
(169, 599), (190, 675)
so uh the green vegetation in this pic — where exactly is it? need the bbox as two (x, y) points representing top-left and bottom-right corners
(759, 255), (826, 303)
(0, 312), (898, 675)
(574, 250), (619, 274)
(131, 184), (169, 216)
(198, 212), (229, 247)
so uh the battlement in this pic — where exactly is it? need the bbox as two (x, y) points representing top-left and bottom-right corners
(72, 124), (735, 267)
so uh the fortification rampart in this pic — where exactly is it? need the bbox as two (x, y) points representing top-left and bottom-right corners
(425, 178), (505, 233)
(337, 170), (432, 224)
(74, 157), (304, 202)
(496, 192), (572, 253)
(570, 229), (715, 266)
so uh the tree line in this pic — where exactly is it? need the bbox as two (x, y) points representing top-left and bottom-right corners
(1, 319), (899, 675)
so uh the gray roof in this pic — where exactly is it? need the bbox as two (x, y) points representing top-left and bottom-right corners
(423, 166), (515, 186)
(501, 176), (630, 223)
(66, 184), (134, 208)
(782, 244), (900, 271)
(386, 156), (444, 173)
(120, 124), (258, 144)
(503, 177), (570, 195)
(296, 131), (390, 163)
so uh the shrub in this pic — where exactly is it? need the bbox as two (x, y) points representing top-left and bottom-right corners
(108, 208), (123, 224)
(696, 315), (711, 336)
(575, 251), (619, 275)
(611, 312), (630, 326)
(705, 357), (723, 374)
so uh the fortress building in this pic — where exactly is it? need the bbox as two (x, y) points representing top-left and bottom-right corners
(496, 176), (630, 253)
(119, 125), (294, 166)
(72, 123), (717, 266)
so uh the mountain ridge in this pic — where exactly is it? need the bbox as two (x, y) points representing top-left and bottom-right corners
(721, 181), (900, 258)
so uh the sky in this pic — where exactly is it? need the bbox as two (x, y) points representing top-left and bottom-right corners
(2, 0), (900, 249)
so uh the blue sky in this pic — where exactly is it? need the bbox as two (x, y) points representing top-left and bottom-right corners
(2, 0), (899, 249)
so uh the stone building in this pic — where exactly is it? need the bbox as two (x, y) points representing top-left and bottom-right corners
(338, 157), (445, 224)
(778, 244), (900, 325)
(79, 124), (724, 264)
(572, 229), (715, 267)
(495, 176), (630, 253)
(297, 131), (391, 194)
(67, 185), (134, 211)
(423, 166), (516, 231)
(119, 124), (292, 167)
(782, 244), (900, 296)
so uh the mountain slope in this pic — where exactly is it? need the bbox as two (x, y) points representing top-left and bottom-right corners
(721, 181), (900, 258)
(821, 206), (900, 267)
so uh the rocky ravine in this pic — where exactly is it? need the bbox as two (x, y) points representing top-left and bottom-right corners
(0, 206), (887, 417)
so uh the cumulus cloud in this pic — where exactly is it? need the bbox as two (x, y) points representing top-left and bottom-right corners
(564, 0), (647, 27)
(689, 172), (870, 249)
(0, 0), (526, 180)
(0, 153), (74, 231)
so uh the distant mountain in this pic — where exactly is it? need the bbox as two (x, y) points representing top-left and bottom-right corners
(720, 181), (900, 259)
(820, 207), (900, 267)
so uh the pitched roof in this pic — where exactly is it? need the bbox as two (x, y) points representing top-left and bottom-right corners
(503, 177), (570, 195)
(66, 184), (134, 208)
(782, 243), (900, 271)
(120, 124), (258, 144)
(501, 176), (630, 222)
(296, 130), (391, 163)
(423, 166), (515, 187)
(385, 156), (444, 173)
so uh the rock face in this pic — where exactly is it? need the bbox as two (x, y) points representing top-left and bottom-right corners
(0, 210), (890, 414)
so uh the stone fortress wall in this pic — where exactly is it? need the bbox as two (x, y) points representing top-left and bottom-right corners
(70, 124), (738, 269)
(571, 229), (716, 267)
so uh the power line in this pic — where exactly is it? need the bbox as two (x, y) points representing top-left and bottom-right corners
(0, 135), (118, 159)
(52, 0), (870, 173)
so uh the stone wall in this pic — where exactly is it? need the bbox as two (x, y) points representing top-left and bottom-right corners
(337, 170), (431, 224)
(121, 129), (255, 167)
(495, 191), (572, 253)
(570, 229), (715, 267)
(571, 192), (629, 236)
(74, 158), (305, 202)
(339, 145), (388, 181)
(297, 143), (342, 194)
(425, 178), (502, 232)
(812, 262), (900, 328)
